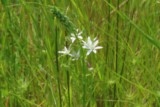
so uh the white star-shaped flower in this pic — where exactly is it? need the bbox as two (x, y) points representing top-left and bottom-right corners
(76, 30), (83, 40)
(82, 37), (103, 56)
(70, 29), (83, 43)
(58, 46), (72, 56)
(70, 33), (76, 43)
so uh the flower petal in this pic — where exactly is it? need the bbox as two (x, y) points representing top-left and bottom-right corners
(86, 50), (92, 56)
(93, 40), (99, 47)
(78, 35), (83, 39)
(95, 46), (103, 49)
(70, 37), (76, 43)
(93, 49), (97, 53)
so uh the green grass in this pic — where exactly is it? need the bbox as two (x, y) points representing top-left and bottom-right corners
(0, 0), (160, 107)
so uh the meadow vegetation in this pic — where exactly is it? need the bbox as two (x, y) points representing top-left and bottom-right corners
(0, 0), (160, 107)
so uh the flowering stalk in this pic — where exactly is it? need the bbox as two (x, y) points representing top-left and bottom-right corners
(59, 30), (103, 59)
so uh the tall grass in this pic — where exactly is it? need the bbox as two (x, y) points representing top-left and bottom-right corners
(0, 0), (160, 107)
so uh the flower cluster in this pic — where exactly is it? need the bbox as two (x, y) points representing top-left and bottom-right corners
(58, 29), (103, 60)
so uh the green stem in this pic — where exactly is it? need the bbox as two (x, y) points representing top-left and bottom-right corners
(120, 0), (131, 83)
(107, 0), (111, 106)
(55, 27), (62, 107)
(65, 41), (71, 107)
(82, 51), (86, 107)
(66, 70), (70, 107)
(114, 0), (120, 106)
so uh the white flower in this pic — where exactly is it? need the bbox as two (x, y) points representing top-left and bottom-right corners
(70, 29), (83, 43)
(76, 29), (83, 40)
(58, 46), (72, 56)
(70, 33), (76, 43)
(82, 37), (103, 56)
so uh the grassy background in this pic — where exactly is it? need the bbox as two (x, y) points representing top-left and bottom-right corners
(0, 0), (160, 107)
